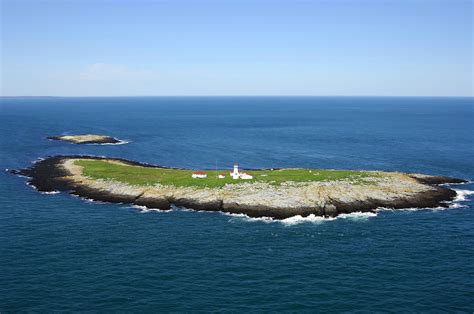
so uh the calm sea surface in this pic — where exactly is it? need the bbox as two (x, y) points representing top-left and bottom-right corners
(0, 97), (473, 311)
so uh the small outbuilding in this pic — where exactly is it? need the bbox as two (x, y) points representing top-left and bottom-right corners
(240, 173), (253, 180)
(192, 171), (207, 178)
(218, 173), (226, 179)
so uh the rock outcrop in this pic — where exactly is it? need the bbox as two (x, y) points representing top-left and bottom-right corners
(47, 134), (124, 144)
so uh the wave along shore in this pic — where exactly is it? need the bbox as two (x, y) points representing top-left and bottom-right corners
(13, 156), (466, 219)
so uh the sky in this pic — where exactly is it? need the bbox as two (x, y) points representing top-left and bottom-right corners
(0, 0), (472, 96)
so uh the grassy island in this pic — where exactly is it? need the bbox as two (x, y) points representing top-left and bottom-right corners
(75, 159), (376, 188)
(14, 156), (464, 219)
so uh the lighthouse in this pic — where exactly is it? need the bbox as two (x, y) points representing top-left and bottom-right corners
(231, 162), (240, 179)
(229, 162), (253, 180)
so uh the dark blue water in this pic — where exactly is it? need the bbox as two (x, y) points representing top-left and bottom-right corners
(1, 97), (473, 311)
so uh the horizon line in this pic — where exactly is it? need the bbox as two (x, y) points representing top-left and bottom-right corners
(1, 95), (473, 98)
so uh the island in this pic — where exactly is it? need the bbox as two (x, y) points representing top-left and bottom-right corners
(47, 134), (124, 145)
(13, 156), (466, 219)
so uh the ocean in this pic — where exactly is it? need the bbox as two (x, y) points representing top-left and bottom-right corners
(0, 96), (473, 311)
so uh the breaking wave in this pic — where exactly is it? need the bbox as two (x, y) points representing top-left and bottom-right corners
(446, 189), (474, 209)
(39, 191), (60, 195)
(226, 211), (377, 225)
(133, 205), (174, 213)
(452, 189), (474, 202)
(92, 140), (130, 146)
(132, 204), (377, 224)
(24, 181), (61, 194)
(377, 188), (473, 212)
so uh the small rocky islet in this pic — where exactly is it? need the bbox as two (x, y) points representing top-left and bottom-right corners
(13, 155), (466, 219)
(47, 134), (124, 144)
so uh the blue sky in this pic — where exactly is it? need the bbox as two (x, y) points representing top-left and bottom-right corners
(1, 0), (472, 96)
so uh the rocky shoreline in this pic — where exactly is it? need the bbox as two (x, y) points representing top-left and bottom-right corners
(47, 134), (124, 144)
(12, 156), (466, 219)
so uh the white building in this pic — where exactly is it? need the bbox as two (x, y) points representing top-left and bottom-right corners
(191, 171), (207, 178)
(230, 163), (240, 179)
(230, 163), (253, 180)
(218, 173), (226, 179)
(240, 173), (253, 180)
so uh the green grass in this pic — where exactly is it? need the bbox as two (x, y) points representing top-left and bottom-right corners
(75, 159), (378, 188)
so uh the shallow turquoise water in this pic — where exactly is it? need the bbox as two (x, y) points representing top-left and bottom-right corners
(1, 97), (473, 311)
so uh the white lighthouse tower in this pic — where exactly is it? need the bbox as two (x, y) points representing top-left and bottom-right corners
(231, 162), (240, 179)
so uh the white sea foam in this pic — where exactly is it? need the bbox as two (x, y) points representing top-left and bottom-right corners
(444, 189), (474, 209)
(90, 140), (130, 146)
(448, 203), (467, 209)
(25, 181), (61, 195)
(377, 205), (454, 212)
(14, 173), (30, 179)
(280, 214), (336, 226)
(226, 211), (377, 225)
(67, 193), (109, 204)
(337, 212), (378, 219)
(133, 205), (173, 213)
(225, 213), (275, 224)
(25, 182), (38, 190)
(29, 157), (45, 164)
(439, 180), (473, 187)
(377, 206), (425, 212)
(452, 189), (474, 202)
(175, 206), (195, 212)
(376, 189), (473, 212)
(40, 191), (60, 195)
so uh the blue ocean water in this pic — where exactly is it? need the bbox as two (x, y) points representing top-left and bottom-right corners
(0, 96), (473, 311)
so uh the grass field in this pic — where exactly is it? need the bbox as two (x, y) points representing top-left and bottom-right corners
(75, 159), (377, 188)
